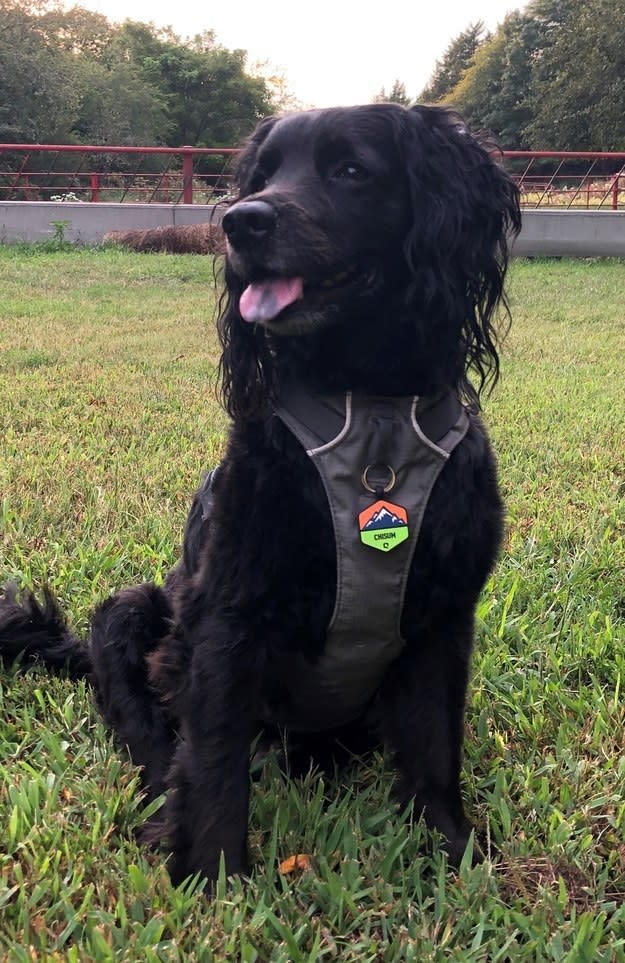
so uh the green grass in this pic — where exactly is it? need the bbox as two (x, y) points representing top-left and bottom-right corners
(0, 247), (624, 961)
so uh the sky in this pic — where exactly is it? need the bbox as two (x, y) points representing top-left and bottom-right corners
(69, 0), (529, 108)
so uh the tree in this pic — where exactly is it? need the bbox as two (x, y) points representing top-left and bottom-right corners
(0, 1), (279, 147)
(37, 3), (114, 58)
(447, 11), (540, 147)
(440, 0), (625, 149)
(0, 0), (81, 141)
(146, 38), (272, 146)
(525, 0), (625, 149)
(418, 22), (486, 103)
(373, 79), (411, 105)
(72, 60), (169, 145)
(250, 60), (302, 112)
(110, 24), (274, 147)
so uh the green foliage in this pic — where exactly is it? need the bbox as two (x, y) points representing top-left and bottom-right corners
(72, 59), (169, 146)
(0, 0), (82, 141)
(418, 21), (486, 104)
(430, 0), (625, 149)
(138, 31), (272, 148)
(373, 79), (411, 106)
(0, 249), (624, 958)
(524, 0), (625, 150)
(0, 0), (276, 148)
(47, 218), (73, 249)
(446, 11), (538, 148)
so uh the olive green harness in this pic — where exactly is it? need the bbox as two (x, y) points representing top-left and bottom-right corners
(263, 386), (469, 731)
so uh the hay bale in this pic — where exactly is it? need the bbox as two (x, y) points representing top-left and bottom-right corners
(103, 222), (226, 255)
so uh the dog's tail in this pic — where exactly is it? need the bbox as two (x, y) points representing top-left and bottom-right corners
(0, 582), (91, 679)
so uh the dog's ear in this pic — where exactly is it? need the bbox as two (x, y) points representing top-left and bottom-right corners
(398, 105), (521, 402)
(234, 115), (279, 196)
(217, 118), (280, 420)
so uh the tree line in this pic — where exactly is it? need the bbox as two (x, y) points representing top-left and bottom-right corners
(5, 0), (624, 153)
(382, 0), (625, 151)
(0, 0), (278, 148)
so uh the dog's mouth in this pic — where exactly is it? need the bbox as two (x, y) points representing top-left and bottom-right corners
(239, 264), (366, 326)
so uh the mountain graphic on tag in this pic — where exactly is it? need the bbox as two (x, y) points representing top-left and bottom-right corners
(359, 499), (409, 552)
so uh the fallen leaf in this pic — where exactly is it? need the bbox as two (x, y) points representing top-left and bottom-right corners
(279, 853), (312, 875)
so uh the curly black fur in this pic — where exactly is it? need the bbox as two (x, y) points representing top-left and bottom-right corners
(0, 104), (521, 886)
(0, 582), (90, 678)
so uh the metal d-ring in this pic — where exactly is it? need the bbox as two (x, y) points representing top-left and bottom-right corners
(361, 463), (396, 494)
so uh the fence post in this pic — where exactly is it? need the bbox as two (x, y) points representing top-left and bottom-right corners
(182, 147), (194, 204)
(612, 175), (620, 210)
(90, 172), (100, 203)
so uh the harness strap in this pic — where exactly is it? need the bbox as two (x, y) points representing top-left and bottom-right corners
(275, 383), (463, 448)
(194, 388), (471, 731)
(270, 386), (470, 731)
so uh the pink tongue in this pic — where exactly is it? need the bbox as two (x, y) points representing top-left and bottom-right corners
(239, 277), (304, 324)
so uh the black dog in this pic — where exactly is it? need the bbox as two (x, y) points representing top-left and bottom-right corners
(0, 104), (521, 885)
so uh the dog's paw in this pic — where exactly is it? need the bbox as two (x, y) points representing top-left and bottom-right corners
(168, 852), (250, 890)
(441, 826), (483, 868)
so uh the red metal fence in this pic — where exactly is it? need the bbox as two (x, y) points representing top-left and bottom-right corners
(505, 150), (625, 210)
(0, 144), (238, 204)
(1, 144), (625, 209)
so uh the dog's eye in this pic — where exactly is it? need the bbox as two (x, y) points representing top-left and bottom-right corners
(331, 162), (370, 183)
(249, 171), (268, 193)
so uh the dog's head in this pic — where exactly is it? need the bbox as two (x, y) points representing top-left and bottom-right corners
(218, 104), (521, 418)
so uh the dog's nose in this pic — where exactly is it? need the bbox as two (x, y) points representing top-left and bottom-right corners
(222, 200), (277, 246)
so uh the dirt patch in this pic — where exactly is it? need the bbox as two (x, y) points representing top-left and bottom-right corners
(497, 855), (595, 910)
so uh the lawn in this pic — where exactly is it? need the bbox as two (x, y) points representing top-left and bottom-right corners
(0, 247), (623, 961)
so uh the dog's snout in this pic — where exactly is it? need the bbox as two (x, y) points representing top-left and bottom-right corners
(222, 200), (277, 246)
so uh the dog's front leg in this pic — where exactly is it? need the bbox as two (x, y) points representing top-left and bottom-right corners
(379, 615), (475, 866)
(165, 623), (263, 887)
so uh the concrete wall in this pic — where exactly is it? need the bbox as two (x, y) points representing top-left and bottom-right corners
(511, 210), (625, 258)
(1, 201), (625, 257)
(0, 201), (223, 246)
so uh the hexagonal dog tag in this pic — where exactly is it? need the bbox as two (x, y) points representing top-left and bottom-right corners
(358, 500), (409, 553)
